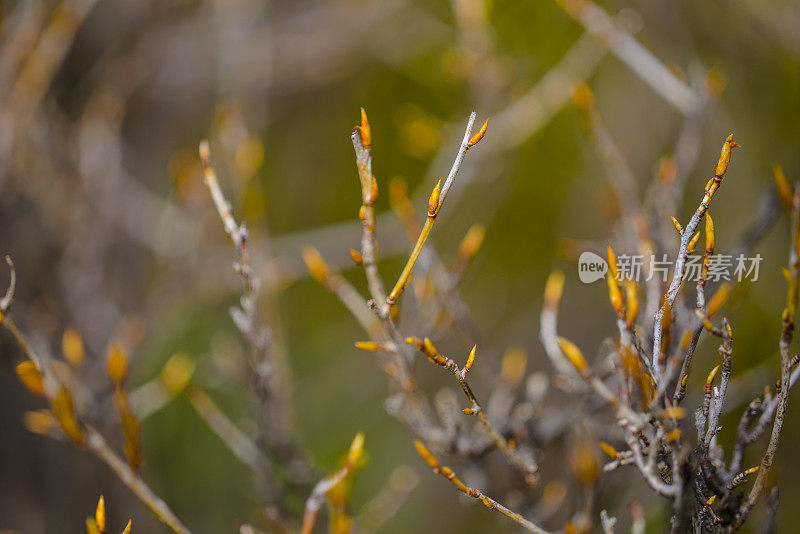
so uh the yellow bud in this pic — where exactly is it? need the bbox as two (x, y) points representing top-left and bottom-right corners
(666, 428), (683, 442)
(356, 107), (371, 150)
(349, 247), (364, 266)
(675, 331), (691, 353)
(599, 441), (617, 459)
(347, 432), (365, 466)
(773, 163), (794, 209)
(742, 466), (759, 477)
(354, 341), (379, 352)
(121, 520), (132, 534)
(467, 118), (489, 148)
(23, 409), (57, 435)
(369, 175), (378, 204)
(706, 364), (721, 388)
(661, 406), (687, 419)
(464, 345), (477, 374)
(607, 274), (624, 315)
(96, 496), (106, 533)
(607, 246), (619, 279)
(301, 246), (330, 285)
(706, 495), (716, 506)
(106, 344), (129, 385)
(159, 352), (195, 395)
(706, 283), (730, 318)
(457, 224), (486, 259)
(714, 134), (739, 178)
(670, 216), (683, 235)
(687, 231), (701, 255)
(557, 337), (589, 375)
(423, 337), (439, 359)
(52, 387), (85, 444)
(625, 280), (639, 327)
(462, 408), (474, 415)
(62, 328), (85, 368)
(15, 360), (44, 396)
(705, 213), (715, 254)
(86, 518), (100, 534)
(544, 270), (565, 308)
(427, 180), (441, 216)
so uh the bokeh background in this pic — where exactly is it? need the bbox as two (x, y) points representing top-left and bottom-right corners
(1, 0), (800, 532)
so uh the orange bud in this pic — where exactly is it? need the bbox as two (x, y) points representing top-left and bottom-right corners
(714, 134), (739, 178)
(349, 247), (364, 265)
(467, 119), (489, 148)
(15, 361), (44, 396)
(557, 337), (589, 375)
(599, 441), (617, 459)
(706, 495), (716, 506)
(356, 107), (371, 150)
(427, 180), (441, 216)
(666, 428), (682, 442)
(369, 175), (378, 204)
(625, 279), (638, 327)
(687, 231), (701, 255)
(706, 364), (721, 388)
(22, 409), (57, 435)
(670, 216), (683, 235)
(607, 246), (619, 279)
(52, 387), (85, 444)
(96, 496), (106, 533)
(705, 213), (715, 254)
(464, 345), (477, 374)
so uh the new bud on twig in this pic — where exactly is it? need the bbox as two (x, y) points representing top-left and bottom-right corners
(557, 337), (590, 378)
(96, 496), (106, 533)
(349, 248), (364, 266)
(670, 216), (683, 235)
(427, 180), (441, 217)
(606, 247), (624, 315)
(301, 246), (331, 285)
(354, 341), (380, 352)
(356, 108), (371, 150)
(464, 345), (477, 374)
(15, 360), (44, 396)
(705, 213), (715, 254)
(714, 134), (740, 178)
(467, 119), (489, 148)
(599, 441), (617, 459)
(106, 344), (129, 386)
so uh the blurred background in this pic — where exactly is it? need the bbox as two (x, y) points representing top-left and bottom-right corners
(1, 0), (799, 532)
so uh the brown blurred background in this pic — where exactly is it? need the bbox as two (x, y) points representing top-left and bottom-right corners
(1, 0), (799, 532)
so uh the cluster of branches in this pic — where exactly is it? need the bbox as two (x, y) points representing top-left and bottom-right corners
(2, 0), (799, 533)
(2, 91), (796, 534)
